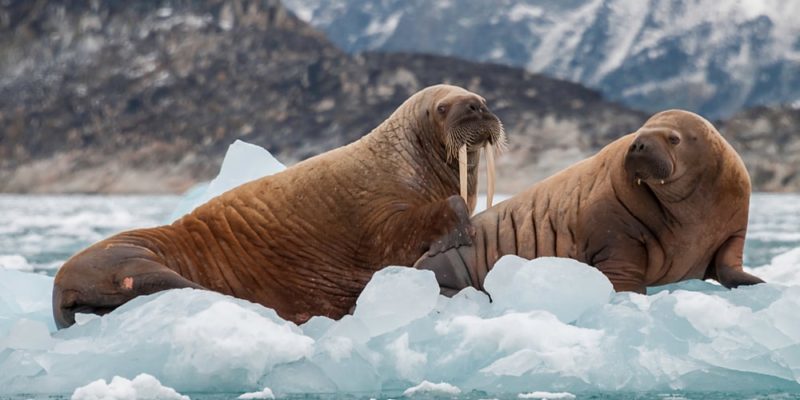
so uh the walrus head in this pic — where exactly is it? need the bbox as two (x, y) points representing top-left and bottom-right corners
(624, 109), (724, 199)
(423, 85), (506, 208)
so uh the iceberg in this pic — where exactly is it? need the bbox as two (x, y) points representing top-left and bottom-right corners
(168, 140), (286, 220)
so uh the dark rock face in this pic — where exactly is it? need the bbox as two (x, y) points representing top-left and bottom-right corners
(0, 0), (794, 194)
(0, 0), (370, 192)
(720, 106), (800, 192)
(0, 0), (651, 194)
(283, 0), (800, 120)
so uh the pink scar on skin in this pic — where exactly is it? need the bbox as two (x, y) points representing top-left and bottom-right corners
(121, 277), (134, 290)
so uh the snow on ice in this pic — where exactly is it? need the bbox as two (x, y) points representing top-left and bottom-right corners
(238, 387), (275, 399)
(71, 373), (189, 400)
(402, 380), (461, 396)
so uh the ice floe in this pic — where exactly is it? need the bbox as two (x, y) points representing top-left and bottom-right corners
(518, 392), (575, 399)
(1, 252), (800, 395)
(0, 254), (34, 271)
(238, 386), (275, 399)
(402, 380), (461, 396)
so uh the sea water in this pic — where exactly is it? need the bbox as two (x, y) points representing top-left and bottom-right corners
(1, 193), (796, 277)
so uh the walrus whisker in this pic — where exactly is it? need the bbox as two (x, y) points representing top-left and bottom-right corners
(485, 142), (495, 209)
(459, 144), (468, 205)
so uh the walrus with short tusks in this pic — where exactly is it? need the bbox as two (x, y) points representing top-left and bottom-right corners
(53, 84), (506, 328)
(415, 109), (764, 295)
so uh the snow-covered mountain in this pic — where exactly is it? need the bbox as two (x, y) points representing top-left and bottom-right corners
(282, 0), (800, 118)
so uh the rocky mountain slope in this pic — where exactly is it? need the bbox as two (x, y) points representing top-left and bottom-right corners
(283, 0), (800, 119)
(722, 106), (800, 192)
(0, 0), (797, 194)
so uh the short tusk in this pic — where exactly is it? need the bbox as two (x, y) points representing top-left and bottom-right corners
(459, 145), (468, 206)
(485, 142), (495, 209)
(637, 178), (642, 186)
(660, 180), (665, 185)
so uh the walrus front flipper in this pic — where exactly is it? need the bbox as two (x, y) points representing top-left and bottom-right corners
(595, 259), (647, 294)
(712, 235), (764, 289)
(414, 246), (476, 297)
(53, 243), (205, 329)
(425, 195), (475, 255)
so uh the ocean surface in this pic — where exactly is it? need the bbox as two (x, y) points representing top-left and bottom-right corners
(1, 193), (800, 400)
(0, 193), (797, 275)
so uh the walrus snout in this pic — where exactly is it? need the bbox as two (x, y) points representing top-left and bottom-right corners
(447, 97), (504, 145)
(441, 95), (506, 209)
(625, 134), (674, 183)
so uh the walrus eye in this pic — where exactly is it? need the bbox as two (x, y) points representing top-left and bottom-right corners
(437, 105), (448, 115)
(668, 134), (681, 145)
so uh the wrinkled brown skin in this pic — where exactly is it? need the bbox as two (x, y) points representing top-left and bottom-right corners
(53, 84), (505, 329)
(416, 110), (764, 296)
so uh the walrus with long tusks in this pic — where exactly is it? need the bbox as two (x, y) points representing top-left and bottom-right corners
(53, 84), (506, 328)
(415, 109), (764, 295)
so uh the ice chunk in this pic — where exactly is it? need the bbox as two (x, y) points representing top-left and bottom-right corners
(0, 269), (56, 336)
(301, 316), (336, 340)
(518, 392), (576, 399)
(71, 373), (189, 400)
(0, 254), (33, 271)
(402, 380), (461, 396)
(0, 289), (313, 394)
(353, 267), (439, 337)
(169, 140), (286, 220)
(386, 333), (427, 382)
(745, 247), (800, 286)
(238, 387), (275, 399)
(435, 311), (604, 380)
(484, 255), (613, 322)
(0, 319), (53, 350)
(168, 300), (314, 382)
(435, 286), (492, 318)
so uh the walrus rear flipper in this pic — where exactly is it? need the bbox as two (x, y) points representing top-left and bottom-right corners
(53, 245), (205, 329)
(712, 236), (764, 289)
(414, 246), (476, 297)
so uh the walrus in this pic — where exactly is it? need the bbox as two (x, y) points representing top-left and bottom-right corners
(415, 109), (764, 295)
(52, 84), (506, 328)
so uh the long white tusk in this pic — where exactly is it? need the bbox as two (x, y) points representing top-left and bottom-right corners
(459, 145), (468, 205)
(485, 142), (495, 209)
